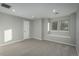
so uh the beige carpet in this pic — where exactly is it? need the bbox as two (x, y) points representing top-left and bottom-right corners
(0, 38), (77, 56)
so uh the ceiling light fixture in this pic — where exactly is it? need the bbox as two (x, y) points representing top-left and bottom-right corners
(12, 9), (15, 12)
(52, 9), (59, 14)
(53, 9), (56, 13)
(32, 16), (34, 18)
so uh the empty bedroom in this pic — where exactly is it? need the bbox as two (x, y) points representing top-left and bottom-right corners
(0, 3), (79, 56)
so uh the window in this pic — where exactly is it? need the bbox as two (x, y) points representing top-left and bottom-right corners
(48, 22), (50, 31)
(60, 20), (69, 31)
(4, 29), (12, 42)
(52, 21), (58, 30)
(48, 19), (69, 32)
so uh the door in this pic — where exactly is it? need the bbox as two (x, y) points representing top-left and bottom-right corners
(24, 20), (29, 39)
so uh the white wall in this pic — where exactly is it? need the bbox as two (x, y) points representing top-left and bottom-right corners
(30, 13), (76, 45)
(43, 14), (76, 45)
(76, 7), (79, 55)
(0, 12), (30, 45)
(30, 19), (42, 40)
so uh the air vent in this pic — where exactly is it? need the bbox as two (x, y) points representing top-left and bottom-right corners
(1, 3), (11, 9)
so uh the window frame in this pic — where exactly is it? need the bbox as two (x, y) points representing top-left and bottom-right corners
(48, 19), (69, 32)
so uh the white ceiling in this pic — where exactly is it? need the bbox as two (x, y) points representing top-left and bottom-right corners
(0, 3), (79, 19)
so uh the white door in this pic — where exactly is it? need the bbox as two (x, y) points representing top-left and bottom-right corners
(24, 21), (29, 39)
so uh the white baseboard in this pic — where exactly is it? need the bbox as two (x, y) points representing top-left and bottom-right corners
(30, 38), (75, 46)
(0, 37), (41, 47)
(32, 37), (42, 40)
(44, 39), (76, 46)
(0, 39), (24, 47)
(0, 38), (75, 47)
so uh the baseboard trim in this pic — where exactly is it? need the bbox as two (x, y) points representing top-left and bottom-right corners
(32, 37), (42, 40)
(44, 39), (76, 46)
(30, 38), (76, 46)
(0, 39), (25, 47)
(0, 38), (76, 47)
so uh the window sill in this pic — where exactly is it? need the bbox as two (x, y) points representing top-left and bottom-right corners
(48, 34), (71, 38)
(48, 30), (69, 33)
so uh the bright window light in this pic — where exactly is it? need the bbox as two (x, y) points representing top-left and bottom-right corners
(4, 29), (12, 42)
(48, 22), (50, 31)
